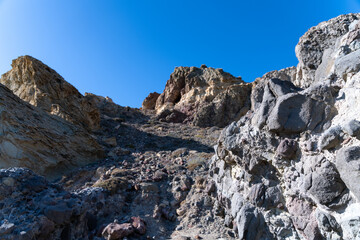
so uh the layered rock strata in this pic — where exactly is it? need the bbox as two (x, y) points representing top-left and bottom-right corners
(0, 56), (100, 130)
(0, 82), (103, 179)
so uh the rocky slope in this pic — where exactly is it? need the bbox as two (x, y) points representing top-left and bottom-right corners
(1, 13), (360, 240)
(0, 82), (103, 179)
(211, 13), (360, 240)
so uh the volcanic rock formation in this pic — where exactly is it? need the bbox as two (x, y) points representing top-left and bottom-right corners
(210, 13), (360, 240)
(1, 13), (360, 240)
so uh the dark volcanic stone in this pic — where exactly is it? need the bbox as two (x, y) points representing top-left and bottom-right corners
(277, 138), (297, 159)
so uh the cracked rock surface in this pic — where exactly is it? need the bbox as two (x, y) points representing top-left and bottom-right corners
(1, 13), (360, 240)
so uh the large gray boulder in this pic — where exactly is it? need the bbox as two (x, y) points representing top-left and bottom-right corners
(336, 146), (360, 200)
(267, 93), (323, 133)
(236, 204), (271, 240)
(307, 161), (345, 205)
(251, 78), (302, 129)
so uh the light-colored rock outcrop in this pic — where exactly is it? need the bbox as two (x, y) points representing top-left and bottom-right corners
(0, 56), (100, 130)
(152, 66), (252, 127)
(0, 83), (103, 179)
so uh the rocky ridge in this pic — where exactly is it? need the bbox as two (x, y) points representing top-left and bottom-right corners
(0, 13), (360, 240)
(144, 65), (251, 128)
(0, 56), (101, 131)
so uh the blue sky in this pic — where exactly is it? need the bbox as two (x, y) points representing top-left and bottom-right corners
(0, 0), (359, 107)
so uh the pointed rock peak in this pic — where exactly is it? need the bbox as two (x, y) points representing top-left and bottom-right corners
(1, 55), (100, 131)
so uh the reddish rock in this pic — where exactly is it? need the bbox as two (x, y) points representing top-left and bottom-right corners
(287, 197), (322, 240)
(130, 216), (146, 235)
(102, 223), (134, 240)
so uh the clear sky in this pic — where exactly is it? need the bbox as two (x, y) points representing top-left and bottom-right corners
(0, 0), (359, 107)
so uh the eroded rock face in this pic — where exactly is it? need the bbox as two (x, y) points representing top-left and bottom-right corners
(295, 13), (360, 87)
(210, 14), (360, 240)
(0, 83), (103, 179)
(152, 66), (252, 127)
(142, 92), (160, 110)
(0, 56), (100, 130)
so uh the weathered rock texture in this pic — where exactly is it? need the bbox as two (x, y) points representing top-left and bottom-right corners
(153, 66), (252, 127)
(142, 92), (160, 110)
(210, 13), (360, 240)
(294, 13), (360, 87)
(0, 83), (103, 179)
(0, 168), (127, 240)
(0, 55), (100, 130)
(2, 13), (360, 240)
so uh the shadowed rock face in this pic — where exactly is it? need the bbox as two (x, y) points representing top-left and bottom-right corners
(0, 55), (100, 131)
(0, 83), (103, 179)
(152, 66), (252, 127)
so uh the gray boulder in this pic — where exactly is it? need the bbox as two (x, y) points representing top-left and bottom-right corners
(318, 126), (344, 150)
(336, 146), (360, 200)
(335, 49), (360, 79)
(236, 204), (271, 240)
(308, 161), (345, 205)
(343, 119), (360, 137)
(316, 210), (341, 233)
(267, 93), (325, 134)
(252, 78), (301, 129)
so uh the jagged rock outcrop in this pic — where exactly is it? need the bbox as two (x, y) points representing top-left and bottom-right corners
(0, 56), (100, 130)
(210, 13), (360, 240)
(0, 82), (103, 179)
(142, 92), (160, 110)
(294, 13), (360, 87)
(151, 66), (252, 127)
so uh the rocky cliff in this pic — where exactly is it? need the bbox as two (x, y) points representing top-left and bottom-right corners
(210, 13), (360, 240)
(1, 13), (360, 240)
